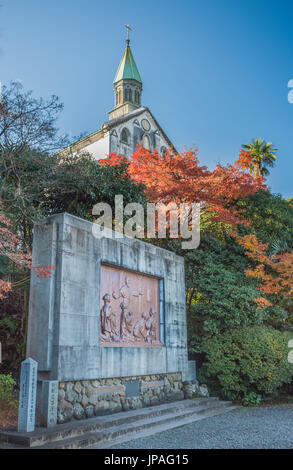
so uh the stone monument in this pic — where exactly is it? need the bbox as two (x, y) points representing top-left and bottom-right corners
(26, 212), (195, 425)
(17, 357), (38, 432)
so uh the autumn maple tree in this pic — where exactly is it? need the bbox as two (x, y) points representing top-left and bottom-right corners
(126, 146), (265, 226)
(235, 233), (293, 307)
(0, 206), (54, 299)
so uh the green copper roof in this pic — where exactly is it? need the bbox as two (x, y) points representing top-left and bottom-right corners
(114, 45), (142, 84)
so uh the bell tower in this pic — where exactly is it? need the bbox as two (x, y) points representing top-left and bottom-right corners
(108, 25), (143, 120)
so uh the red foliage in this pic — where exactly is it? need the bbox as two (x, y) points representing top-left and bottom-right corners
(0, 206), (54, 298)
(235, 233), (293, 305)
(126, 147), (264, 226)
(235, 149), (253, 171)
(98, 153), (129, 167)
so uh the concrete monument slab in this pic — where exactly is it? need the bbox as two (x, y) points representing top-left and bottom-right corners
(17, 358), (38, 433)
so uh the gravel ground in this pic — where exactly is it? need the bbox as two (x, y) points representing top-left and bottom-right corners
(110, 405), (293, 449)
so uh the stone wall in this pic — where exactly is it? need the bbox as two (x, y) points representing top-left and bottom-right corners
(57, 373), (184, 424)
(27, 213), (189, 381)
(26, 213), (193, 426)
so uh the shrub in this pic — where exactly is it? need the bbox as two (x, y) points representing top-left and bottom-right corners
(242, 392), (261, 407)
(201, 326), (293, 400)
(0, 374), (16, 405)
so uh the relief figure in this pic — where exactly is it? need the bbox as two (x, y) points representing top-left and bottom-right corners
(100, 266), (161, 346)
(145, 308), (157, 343)
(133, 311), (148, 342)
(100, 293), (119, 342)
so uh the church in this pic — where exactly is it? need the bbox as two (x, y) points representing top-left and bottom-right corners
(69, 28), (174, 159)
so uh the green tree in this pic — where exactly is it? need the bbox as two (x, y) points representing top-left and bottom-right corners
(241, 138), (277, 177)
(237, 190), (293, 253)
(181, 234), (280, 355)
(201, 326), (293, 400)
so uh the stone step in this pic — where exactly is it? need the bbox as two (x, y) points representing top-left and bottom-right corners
(0, 397), (218, 448)
(37, 400), (239, 449)
(100, 405), (241, 450)
(0, 398), (240, 449)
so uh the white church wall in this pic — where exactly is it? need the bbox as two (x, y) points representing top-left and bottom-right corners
(78, 133), (110, 160)
(74, 109), (172, 162)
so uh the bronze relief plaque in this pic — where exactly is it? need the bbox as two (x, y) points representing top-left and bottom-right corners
(100, 264), (162, 346)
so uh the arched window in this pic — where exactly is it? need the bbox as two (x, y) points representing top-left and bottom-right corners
(121, 128), (130, 145)
(142, 134), (150, 150)
(123, 88), (133, 103)
(118, 90), (121, 104)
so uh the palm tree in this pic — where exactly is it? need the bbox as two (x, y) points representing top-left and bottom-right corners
(242, 138), (277, 178)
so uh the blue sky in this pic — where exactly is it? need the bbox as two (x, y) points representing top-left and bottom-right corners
(0, 0), (292, 198)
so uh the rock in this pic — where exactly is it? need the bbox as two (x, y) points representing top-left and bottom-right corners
(81, 395), (89, 407)
(58, 389), (65, 401)
(199, 385), (209, 397)
(65, 389), (78, 403)
(91, 380), (100, 388)
(136, 399), (143, 409)
(81, 380), (90, 388)
(65, 382), (73, 392)
(183, 381), (196, 398)
(109, 401), (122, 413)
(73, 403), (85, 420)
(88, 394), (99, 405)
(73, 381), (82, 394)
(85, 405), (94, 418)
(143, 394), (150, 406)
(164, 385), (171, 395)
(57, 401), (73, 424)
(85, 385), (95, 397)
(174, 381), (179, 390)
(121, 399), (130, 411)
(183, 381), (200, 398)
(75, 394), (82, 403)
(150, 396), (159, 406)
(59, 382), (65, 389)
(112, 395), (120, 403)
(183, 385), (193, 399)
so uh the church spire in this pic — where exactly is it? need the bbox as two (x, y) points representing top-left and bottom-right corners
(113, 26), (142, 84)
(109, 26), (143, 120)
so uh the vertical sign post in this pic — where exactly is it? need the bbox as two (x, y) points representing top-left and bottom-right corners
(17, 357), (38, 433)
(40, 380), (58, 427)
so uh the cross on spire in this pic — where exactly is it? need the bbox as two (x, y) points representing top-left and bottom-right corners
(125, 24), (132, 45)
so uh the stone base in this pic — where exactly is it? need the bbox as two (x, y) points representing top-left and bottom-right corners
(57, 372), (184, 424)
